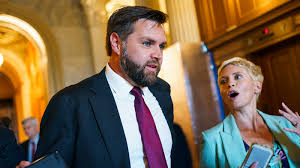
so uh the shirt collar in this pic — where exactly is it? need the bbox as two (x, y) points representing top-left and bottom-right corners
(31, 134), (39, 144)
(105, 63), (150, 97)
(105, 64), (134, 97)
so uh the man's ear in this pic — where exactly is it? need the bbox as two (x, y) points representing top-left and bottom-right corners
(110, 32), (122, 56)
(254, 81), (262, 94)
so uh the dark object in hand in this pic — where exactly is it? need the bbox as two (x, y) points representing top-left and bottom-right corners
(27, 151), (68, 168)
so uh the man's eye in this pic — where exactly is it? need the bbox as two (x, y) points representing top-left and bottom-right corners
(143, 42), (150, 47)
(159, 44), (166, 50)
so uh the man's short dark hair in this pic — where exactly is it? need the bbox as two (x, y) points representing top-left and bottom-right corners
(106, 6), (168, 56)
(0, 117), (12, 128)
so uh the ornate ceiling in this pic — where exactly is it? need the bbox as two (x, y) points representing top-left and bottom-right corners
(0, 26), (26, 46)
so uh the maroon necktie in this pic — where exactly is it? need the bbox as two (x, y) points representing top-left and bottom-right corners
(130, 87), (168, 168)
(31, 141), (36, 161)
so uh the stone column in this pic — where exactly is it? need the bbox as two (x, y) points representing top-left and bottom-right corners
(80, 0), (109, 73)
(135, 0), (160, 9)
(165, 0), (201, 43)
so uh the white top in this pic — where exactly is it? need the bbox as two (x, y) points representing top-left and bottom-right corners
(105, 64), (172, 168)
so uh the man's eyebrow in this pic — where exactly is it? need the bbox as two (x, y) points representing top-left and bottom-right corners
(140, 37), (167, 44)
(140, 37), (156, 43)
(160, 41), (167, 46)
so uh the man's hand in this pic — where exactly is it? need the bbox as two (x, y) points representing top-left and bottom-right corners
(279, 102), (300, 136)
(16, 161), (31, 168)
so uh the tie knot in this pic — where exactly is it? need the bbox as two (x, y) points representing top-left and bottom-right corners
(130, 87), (142, 97)
(31, 141), (35, 145)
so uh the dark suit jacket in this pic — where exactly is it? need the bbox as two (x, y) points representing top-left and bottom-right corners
(35, 68), (175, 168)
(172, 123), (192, 168)
(0, 127), (25, 168)
(20, 140), (29, 161)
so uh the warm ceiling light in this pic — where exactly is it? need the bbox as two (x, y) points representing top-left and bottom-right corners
(105, 0), (135, 18)
(0, 53), (3, 67)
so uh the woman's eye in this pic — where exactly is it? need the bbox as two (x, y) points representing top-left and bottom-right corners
(234, 74), (242, 80)
(143, 42), (150, 47)
(220, 79), (226, 85)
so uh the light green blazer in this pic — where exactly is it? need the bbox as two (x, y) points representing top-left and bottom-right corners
(199, 110), (300, 168)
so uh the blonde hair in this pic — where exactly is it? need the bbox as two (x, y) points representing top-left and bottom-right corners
(218, 57), (264, 101)
(218, 57), (264, 84)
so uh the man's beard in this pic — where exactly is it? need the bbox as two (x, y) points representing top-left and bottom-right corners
(120, 45), (161, 87)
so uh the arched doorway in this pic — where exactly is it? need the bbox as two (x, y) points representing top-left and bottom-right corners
(0, 16), (48, 142)
(0, 72), (15, 133)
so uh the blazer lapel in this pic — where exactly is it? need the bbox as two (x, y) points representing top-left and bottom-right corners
(88, 69), (130, 168)
(259, 111), (300, 167)
(220, 114), (247, 167)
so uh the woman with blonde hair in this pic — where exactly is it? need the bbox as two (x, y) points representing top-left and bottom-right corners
(200, 57), (300, 167)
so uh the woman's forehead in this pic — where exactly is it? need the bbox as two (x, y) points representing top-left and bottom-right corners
(219, 64), (249, 75)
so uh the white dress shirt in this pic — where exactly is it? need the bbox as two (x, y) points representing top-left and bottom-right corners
(105, 64), (172, 168)
(28, 134), (39, 162)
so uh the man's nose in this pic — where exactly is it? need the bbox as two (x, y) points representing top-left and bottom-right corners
(151, 45), (163, 59)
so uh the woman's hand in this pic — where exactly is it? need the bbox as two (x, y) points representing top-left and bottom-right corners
(279, 102), (300, 136)
(238, 162), (258, 168)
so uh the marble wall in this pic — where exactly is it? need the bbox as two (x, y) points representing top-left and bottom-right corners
(10, 0), (95, 88)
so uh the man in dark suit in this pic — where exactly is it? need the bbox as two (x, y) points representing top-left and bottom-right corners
(20, 117), (39, 162)
(22, 6), (175, 168)
(0, 126), (25, 168)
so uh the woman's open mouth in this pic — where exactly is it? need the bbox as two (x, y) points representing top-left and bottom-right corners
(228, 90), (239, 100)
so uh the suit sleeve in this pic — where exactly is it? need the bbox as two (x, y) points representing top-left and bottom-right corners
(0, 128), (25, 168)
(199, 132), (216, 168)
(35, 93), (76, 165)
(172, 124), (192, 168)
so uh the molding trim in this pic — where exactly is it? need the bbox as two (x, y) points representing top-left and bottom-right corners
(206, 1), (300, 50)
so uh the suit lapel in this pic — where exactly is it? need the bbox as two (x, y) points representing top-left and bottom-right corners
(149, 85), (176, 155)
(24, 140), (29, 160)
(88, 69), (130, 168)
(220, 114), (247, 167)
(149, 87), (173, 124)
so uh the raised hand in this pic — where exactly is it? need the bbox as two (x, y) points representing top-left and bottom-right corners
(279, 102), (300, 136)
